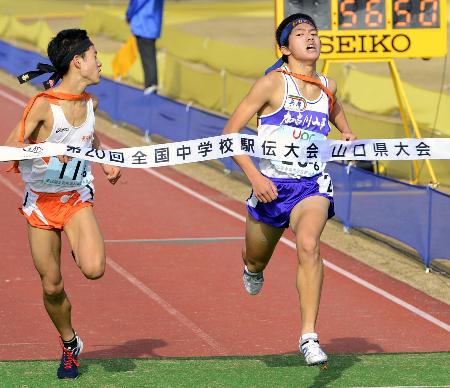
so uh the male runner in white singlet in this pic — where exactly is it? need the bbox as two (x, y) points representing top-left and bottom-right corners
(223, 13), (357, 367)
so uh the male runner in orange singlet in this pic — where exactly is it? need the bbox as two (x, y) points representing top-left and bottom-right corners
(4, 29), (121, 379)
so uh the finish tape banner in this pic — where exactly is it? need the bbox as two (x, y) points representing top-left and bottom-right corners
(1, 134), (450, 168)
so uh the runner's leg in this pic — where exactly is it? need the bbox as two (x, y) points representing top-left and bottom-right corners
(64, 206), (105, 280)
(243, 213), (284, 273)
(289, 196), (329, 335)
(27, 224), (74, 341)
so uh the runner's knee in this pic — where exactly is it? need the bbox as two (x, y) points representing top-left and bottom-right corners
(81, 260), (105, 280)
(42, 278), (65, 300)
(297, 236), (320, 260)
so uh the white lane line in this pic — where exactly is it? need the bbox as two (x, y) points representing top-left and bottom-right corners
(105, 237), (244, 244)
(0, 173), (227, 355)
(141, 167), (247, 223)
(106, 257), (227, 355)
(0, 343), (47, 346)
(0, 89), (26, 107)
(140, 165), (450, 333)
(279, 237), (450, 332)
(0, 174), (23, 196)
(2, 88), (449, 334)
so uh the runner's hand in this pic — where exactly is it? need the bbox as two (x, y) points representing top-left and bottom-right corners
(251, 174), (278, 203)
(341, 131), (357, 141)
(102, 164), (121, 185)
(57, 155), (72, 163)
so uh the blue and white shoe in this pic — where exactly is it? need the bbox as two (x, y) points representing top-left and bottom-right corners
(243, 266), (264, 295)
(57, 334), (83, 379)
(300, 333), (328, 367)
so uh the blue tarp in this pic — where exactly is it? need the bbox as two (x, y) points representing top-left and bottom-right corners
(0, 39), (448, 267)
(329, 164), (441, 265)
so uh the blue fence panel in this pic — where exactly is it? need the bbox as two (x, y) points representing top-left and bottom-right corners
(326, 162), (351, 225)
(116, 83), (154, 131)
(189, 108), (226, 140)
(347, 167), (430, 260)
(89, 77), (120, 121)
(429, 188), (450, 265)
(148, 94), (190, 142)
(190, 108), (228, 168)
(189, 108), (249, 170)
(0, 40), (45, 82)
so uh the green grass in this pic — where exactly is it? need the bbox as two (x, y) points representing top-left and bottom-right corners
(1, 353), (450, 387)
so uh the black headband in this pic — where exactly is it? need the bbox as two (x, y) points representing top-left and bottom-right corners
(17, 39), (93, 89)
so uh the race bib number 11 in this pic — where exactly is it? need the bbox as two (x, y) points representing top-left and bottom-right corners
(43, 157), (89, 187)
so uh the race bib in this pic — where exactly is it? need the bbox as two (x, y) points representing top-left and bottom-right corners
(270, 125), (326, 177)
(318, 173), (334, 196)
(43, 157), (90, 187)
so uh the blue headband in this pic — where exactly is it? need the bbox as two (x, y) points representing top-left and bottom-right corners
(265, 18), (315, 75)
(279, 18), (315, 47)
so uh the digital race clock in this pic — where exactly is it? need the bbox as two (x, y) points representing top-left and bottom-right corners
(275, 0), (447, 58)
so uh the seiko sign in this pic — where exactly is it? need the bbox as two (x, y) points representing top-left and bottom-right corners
(320, 34), (411, 55)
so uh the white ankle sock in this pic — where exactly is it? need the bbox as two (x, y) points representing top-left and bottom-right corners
(301, 332), (318, 342)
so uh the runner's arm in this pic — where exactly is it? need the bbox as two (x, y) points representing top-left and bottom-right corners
(92, 118), (121, 185)
(4, 97), (50, 147)
(223, 74), (279, 202)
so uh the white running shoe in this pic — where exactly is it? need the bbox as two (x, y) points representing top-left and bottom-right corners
(243, 266), (264, 295)
(300, 333), (328, 366)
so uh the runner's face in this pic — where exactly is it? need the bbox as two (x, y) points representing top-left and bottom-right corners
(285, 23), (321, 62)
(78, 45), (102, 84)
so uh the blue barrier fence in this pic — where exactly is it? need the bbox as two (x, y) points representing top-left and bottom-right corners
(327, 163), (450, 266)
(1, 39), (449, 267)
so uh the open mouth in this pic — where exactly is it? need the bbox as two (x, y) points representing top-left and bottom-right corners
(306, 44), (316, 51)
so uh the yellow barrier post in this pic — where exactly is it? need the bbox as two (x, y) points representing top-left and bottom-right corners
(322, 58), (438, 185)
(388, 60), (438, 185)
(386, 59), (420, 183)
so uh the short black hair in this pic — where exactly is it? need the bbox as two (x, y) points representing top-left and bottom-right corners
(47, 29), (90, 76)
(276, 13), (317, 47)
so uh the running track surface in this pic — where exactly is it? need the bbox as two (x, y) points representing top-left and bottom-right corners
(0, 83), (449, 361)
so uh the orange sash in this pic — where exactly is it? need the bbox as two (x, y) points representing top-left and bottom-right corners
(9, 89), (90, 172)
(275, 69), (335, 114)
